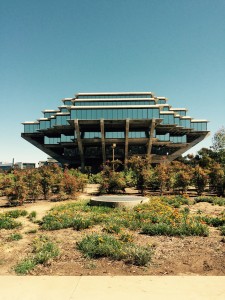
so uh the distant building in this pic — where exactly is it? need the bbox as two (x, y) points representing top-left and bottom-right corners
(0, 162), (13, 171)
(38, 157), (62, 168)
(15, 162), (36, 169)
(0, 162), (35, 171)
(22, 91), (209, 170)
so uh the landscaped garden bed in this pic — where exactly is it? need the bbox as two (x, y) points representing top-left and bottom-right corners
(0, 191), (224, 276)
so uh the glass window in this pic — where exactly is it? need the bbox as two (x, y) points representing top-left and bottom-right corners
(64, 100), (72, 105)
(77, 94), (152, 99)
(105, 132), (124, 138)
(43, 112), (55, 118)
(24, 123), (39, 133)
(161, 114), (174, 125)
(157, 99), (166, 104)
(170, 135), (187, 143)
(61, 135), (74, 142)
(129, 131), (146, 138)
(180, 119), (191, 128)
(40, 120), (50, 130)
(156, 133), (170, 141)
(50, 118), (56, 127)
(174, 117), (180, 125)
(60, 108), (68, 112)
(191, 122), (207, 131)
(44, 137), (60, 144)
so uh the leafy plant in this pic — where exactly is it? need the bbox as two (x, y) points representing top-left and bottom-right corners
(0, 215), (21, 229)
(220, 225), (225, 236)
(8, 233), (23, 241)
(14, 259), (36, 275)
(14, 235), (60, 275)
(28, 211), (37, 222)
(77, 233), (152, 266)
(192, 166), (208, 196)
(194, 196), (225, 206)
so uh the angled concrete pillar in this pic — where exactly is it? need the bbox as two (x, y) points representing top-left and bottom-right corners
(147, 119), (156, 160)
(124, 118), (130, 165)
(100, 119), (106, 164)
(74, 119), (85, 170)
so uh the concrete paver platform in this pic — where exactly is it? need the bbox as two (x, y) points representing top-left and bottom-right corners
(90, 195), (149, 208)
(0, 276), (225, 300)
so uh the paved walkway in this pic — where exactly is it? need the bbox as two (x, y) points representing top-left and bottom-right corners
(1, 276), (225, 300)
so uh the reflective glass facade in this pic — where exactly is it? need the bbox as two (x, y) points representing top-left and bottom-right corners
(22, 91), (209, 168)
(24, 123), (39, 133)
(75, 100), (155, 106)
(71, 108), (159, 120)
(77, 94), (152, 99)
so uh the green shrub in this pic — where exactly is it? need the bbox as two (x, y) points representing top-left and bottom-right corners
(77, 233), (152, 266)
(201, 216), (225, 227)
(72, 217), (93, 230)
(125, 244), (152, 266)
(4, 210), (27, 218)
(141, 221), (209, 237)
(14, 259), (36, 275)
(88, 173), (102, 184)
(118, 232), (134, 243)
(0, 216), (21, 229)
(103, 223), (122, 234)
(33, 236), (59, 264)
(161, 196), (189, 208)
(98, 167), (126, 194)
(25, 229), (37, 234)
(77, 233), (123, 259)
(8, 233), (23, 241)
(194, 196), (225, 206)
(220, 226), (225, 236)
(28, 211), (37, 222)
(14, 235), (60, 275)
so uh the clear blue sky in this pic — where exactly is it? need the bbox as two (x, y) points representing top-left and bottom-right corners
(1, 0), (225, 164)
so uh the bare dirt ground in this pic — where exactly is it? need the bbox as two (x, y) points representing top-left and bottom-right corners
(0, 185), (225, 276)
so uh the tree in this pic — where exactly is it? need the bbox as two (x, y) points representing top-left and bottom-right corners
(208, 162), (225, 196)
(5, 170), (29, 205)
(212, 127), (225, 152)
(192, 166), (208, 196)
(126, 156), (152, 194)
(38, 164), (63, 200)
(154, 158), (171, 195)
(170, 161), (192, 194)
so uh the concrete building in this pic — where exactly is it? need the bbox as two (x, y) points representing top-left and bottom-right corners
(0, 162), (35, 171)
(22, 92), (209, 170)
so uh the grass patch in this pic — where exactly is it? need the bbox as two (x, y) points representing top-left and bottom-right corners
(14, 259), (36, 275)
(77, 233), (152, 266)
(161, 195), (190, 208)
(8, 233), (23, 241)
(4, 210), (28, 218)
(40, 198), (211, 237)
(28, 211), (37, 222)
(0, 210), (27, 230)
(72, 216), (93, 230)
(220, 226), (225, 236)
(14, 235), (60, 275)
(141, 220), (209, 237)
(0, 216), (21, 229)
(25, 229), (37, 234)
(201, 216), (225, 227)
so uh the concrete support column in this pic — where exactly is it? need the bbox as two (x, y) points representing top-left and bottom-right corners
(124, 118), (130, 165)
(147, 119), (156, 160)
(74, 119), (85, 170)
(100, 119), (106, 164)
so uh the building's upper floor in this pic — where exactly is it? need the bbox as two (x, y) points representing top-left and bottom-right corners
(22, 92), (208, 134)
